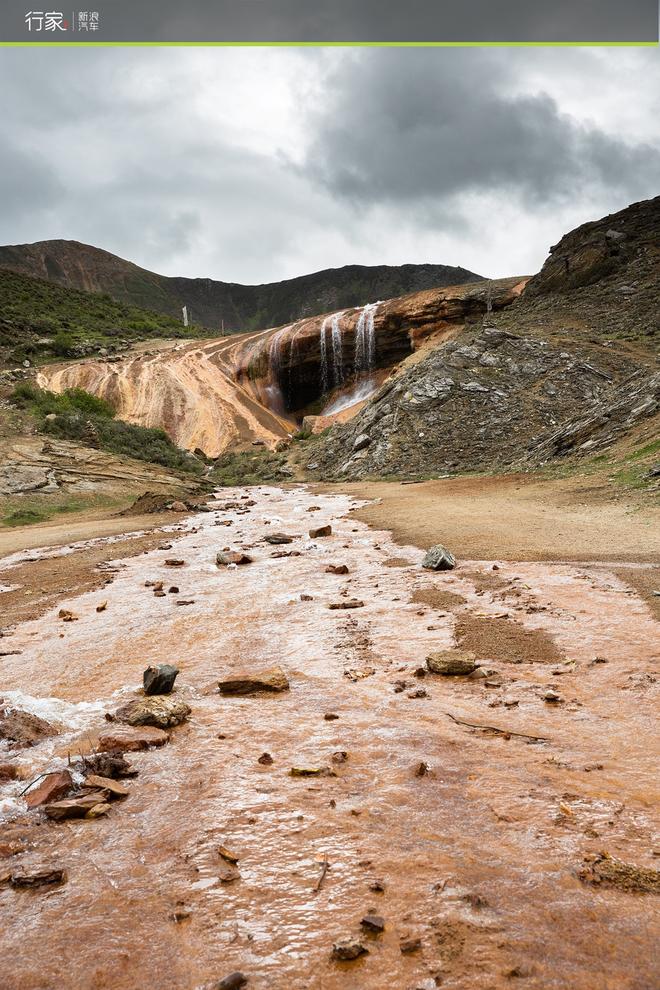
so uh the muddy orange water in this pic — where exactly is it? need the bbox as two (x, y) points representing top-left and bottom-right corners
(1, 488), (658, 990)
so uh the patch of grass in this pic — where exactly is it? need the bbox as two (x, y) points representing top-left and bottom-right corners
(626, 439), (660, 462)
(9, 383), (204, 476)
(0, 493), (122, 528)
(210, 448), (291, 486)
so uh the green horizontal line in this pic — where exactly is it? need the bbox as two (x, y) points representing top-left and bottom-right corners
(0, 40), (657, 47)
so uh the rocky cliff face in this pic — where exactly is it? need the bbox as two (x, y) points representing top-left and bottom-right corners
(301, 196), (660, 479)
(234, 276), (527, 414)
(0, 239), (482, 333)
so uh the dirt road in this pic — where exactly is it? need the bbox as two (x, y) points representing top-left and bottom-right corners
(1, 487), (658, 989)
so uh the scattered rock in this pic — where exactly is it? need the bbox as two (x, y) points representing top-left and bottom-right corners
(9, 867), (67, 889)
(258, 752), (274, 765)
(331, 938), (369, 961)
(25, 770), (73, 809)
(164, 559), (186, 567)
(216, 551), (253, 566)
(81, 752), (137, 779)
(368, 879), (386, 893)
(328, 600), (364, 610)
(84, 775), (130, 799)
(215, 973), (248, 990)
(219, 666), (289, 695)
(408, 688), (428, 699)
(331, 751), (348, 764)
(309, 525), (332, 538)
(361, 914), (385, 933)
(143, 663), (180, 695)
(263, 533), (295, 544)
(0, 761), (19, 781)
(113, 696), (191, 729)
(0, 705), (58, 749)
(353, 434), (371, 451)
(58, 608), (78, 622)
(218, 845), (240, 864)
(290, 767), (335, 777)
(426, 649), (478, 675)
(169, 501), (188, 512)
(97, 725), (170, 751)
(578, 852), (659, 894)
(400, 936), (422, 954)
(415, 761), (431, 777)
(96, 601), (108, 613)
(325, 564), (349, 574)
(218, 861), (240, 883)
(324, 712), (339, 721)
(421, 545), (456, 571)
(44, 791), (111, 821)
(544, 690), (564, 704)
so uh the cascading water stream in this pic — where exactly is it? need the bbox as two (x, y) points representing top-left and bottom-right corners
(319, 317), (330, 393)
(330, 313), (344, 386)
(354, 302), (379, 376)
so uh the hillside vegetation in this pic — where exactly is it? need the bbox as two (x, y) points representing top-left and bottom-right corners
(0, 267), (206, 367)
(10, 383), (204, 475)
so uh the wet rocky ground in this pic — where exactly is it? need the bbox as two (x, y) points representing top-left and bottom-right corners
(0, 486), (658, 990)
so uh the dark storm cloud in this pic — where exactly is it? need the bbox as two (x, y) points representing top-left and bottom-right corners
(0, 46), (657, 281)
(303, 49), (660, 214)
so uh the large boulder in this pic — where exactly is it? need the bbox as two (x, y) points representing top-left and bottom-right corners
(143, 664), (180, 696)
(112, 696), (191, 729)
(421, 545), (456, 571)
(218, 666), (289, 695)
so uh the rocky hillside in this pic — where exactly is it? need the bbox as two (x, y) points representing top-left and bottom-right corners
(0, 239), (482, 333)
(302, 196), (659, 480)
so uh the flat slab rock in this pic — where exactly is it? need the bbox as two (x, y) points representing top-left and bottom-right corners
(309, 525), (332, 538)
(216, 551), (253, 566)
(97, 725), (170, 751)
(44, 790), (111, 821)
(426, 649), (478, 675)
(25, 770), (73, 809)
(219, 666), (289, 695)
(112, 696), (191, 729)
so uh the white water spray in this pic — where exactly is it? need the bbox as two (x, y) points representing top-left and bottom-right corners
(320, 317), (330, 392)
(354, 302), (379, 376)
(330, 313), (344, 386)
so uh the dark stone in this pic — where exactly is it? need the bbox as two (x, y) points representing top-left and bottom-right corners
(421, 545), (456, 570)
(143, 663), (180, 696)
(216, 973), (248, 989)
(309, 525), (332, 538)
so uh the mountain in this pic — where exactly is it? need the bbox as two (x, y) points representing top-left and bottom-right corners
(0, 239), (482, 333)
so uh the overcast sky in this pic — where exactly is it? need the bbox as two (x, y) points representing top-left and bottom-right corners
(0, 47), (658, 283)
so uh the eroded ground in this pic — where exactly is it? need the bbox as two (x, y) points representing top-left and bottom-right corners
(0, 486), (658, 990)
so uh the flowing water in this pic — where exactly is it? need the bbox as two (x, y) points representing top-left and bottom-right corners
(1, 488), (658, 989)
(330, 313), (345, 387)
(354, 302), (379, 377)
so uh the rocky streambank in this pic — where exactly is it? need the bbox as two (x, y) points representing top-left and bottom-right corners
(0, 486), (658, 989)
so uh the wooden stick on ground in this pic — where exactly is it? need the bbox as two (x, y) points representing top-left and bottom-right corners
(444, 712), (549, 743)
(314, 856), (330, 893)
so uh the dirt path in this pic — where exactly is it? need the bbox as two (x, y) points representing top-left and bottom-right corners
(0, 487), (658, 990)
(343, 473), (660, 564)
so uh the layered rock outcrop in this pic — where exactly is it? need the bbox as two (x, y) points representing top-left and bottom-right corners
(39, 277), (525, 456)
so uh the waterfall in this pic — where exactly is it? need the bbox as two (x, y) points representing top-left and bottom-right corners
(354, 302), (379, 376)
(330, 313), (344, 386)
(320, 317), (330, 393)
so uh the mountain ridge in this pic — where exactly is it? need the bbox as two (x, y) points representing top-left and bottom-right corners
(0, 238), (482, 333)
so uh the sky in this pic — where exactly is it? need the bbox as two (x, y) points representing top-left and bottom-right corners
(0, 46), (658, 284)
